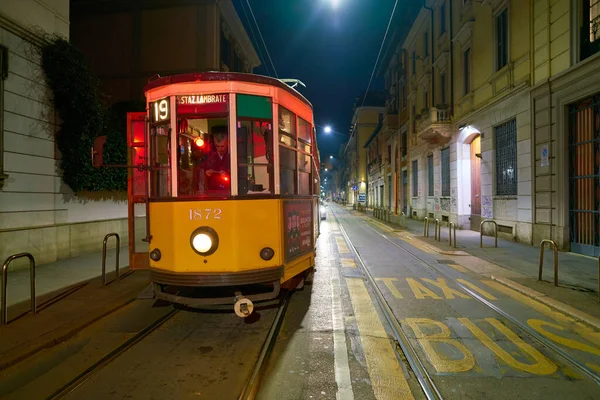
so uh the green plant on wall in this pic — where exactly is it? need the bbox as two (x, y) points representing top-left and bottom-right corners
(38, 34), (144, 193)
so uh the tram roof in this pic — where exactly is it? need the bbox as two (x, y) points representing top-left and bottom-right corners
(144, 72), (313, 109)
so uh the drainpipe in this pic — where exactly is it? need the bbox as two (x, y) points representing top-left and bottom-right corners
(449, 0), (454, 110)
(424, 0), (434, 109)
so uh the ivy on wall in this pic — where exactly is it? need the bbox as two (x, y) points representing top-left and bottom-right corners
(39, 34), (144, 193)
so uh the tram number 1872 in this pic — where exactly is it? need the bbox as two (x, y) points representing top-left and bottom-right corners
(189, 208), (223, 220)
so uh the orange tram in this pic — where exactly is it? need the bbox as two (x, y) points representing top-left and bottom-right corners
(125, 72), (321, 317)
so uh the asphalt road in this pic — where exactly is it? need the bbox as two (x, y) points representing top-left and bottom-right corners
(2, 203), (600, 400)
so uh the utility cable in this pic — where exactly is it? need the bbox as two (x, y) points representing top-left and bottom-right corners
(245, 0), (279, 78)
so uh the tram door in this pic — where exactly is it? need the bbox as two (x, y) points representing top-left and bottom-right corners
(127, 112), (150, 269)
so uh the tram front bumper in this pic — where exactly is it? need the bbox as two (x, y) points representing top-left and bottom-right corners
(150, 266), (284, 306)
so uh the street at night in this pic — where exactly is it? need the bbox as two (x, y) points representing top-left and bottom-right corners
(2, 0), (600, 399)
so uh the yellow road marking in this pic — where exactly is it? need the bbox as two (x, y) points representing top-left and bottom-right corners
(447, 263), (468, 272)
(375, 278), (403, 299)
(406, 278), (442, 299)
(421, 278), (471, 299)
(482, 280), (600, 358)
(404, 318), (475, 373)
(459, 318), (557, 375)
(336, 237), (350, 254)
(457, 279), (497, 300)
(341, 258), (357, 268)
(346, 278), (414, 399)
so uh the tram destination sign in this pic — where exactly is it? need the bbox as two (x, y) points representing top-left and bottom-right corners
(177, 94), (229, 115)
(283, 200), (313, 263)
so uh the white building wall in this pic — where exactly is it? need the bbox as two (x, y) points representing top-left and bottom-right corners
(1, 1), (129, 270)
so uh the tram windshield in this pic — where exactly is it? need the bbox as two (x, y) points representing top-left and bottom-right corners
(178, 117), (231, 197)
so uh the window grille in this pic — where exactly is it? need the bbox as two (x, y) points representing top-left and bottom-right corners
(427, 155), (434, 196)
(412, 160), (418, 197)
(495, 119), (518, 195)
(441, 147), (450, 196)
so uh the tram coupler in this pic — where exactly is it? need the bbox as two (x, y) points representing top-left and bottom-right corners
(233, 292), (254, 318)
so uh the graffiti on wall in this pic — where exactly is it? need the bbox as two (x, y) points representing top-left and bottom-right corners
(482, 195), (493, 218)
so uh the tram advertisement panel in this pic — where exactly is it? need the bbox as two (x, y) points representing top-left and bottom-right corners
(283, 200), (313, 262)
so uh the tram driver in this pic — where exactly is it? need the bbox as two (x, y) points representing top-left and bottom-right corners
(193, 126), (230, 193)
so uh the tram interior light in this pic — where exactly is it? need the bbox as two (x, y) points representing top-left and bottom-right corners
(194, 137), (205, 148)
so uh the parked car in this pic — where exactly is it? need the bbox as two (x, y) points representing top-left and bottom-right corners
(320, 200), (327, 220)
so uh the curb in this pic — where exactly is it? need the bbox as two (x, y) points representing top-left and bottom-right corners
(490, 275), (600, 331)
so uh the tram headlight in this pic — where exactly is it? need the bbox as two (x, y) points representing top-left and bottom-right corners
(190, 227), (219, 256)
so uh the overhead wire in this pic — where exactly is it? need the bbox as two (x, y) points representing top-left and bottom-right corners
(244, 0), (279, 78)
(239, 0), (272, 77)
(359, 0), (398, 108)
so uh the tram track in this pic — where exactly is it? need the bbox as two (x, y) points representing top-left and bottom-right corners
(332, 210), (444, 400)
(43, 290), (291, 400)
(331, 206), (600, 399)
(46, 308), (180, 400)
(356, 214), (600, 385)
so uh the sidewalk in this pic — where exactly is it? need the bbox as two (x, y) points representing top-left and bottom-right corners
(359, 208), (599, 293)
(4, 246), (129, 308)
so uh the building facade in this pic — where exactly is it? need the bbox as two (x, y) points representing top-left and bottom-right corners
(530, 0), (600, 255)
(382, 0), (600, 256)
(70, 0), (260, 105)
(0, 0), (126, 270)
(400, 0), (534, 245)
(341, 92), (385, 207)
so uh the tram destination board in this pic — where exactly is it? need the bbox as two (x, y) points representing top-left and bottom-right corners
(283, 200), (313, 263)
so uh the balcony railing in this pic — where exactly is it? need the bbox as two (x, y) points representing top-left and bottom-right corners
(417, 107), (451, 132)
(417, 107), (453, 143)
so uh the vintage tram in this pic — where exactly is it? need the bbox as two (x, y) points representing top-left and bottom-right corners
(124, 72), (320, 317)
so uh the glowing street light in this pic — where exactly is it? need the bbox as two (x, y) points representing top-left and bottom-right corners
(329, 155), (333, 159)
(324, 126), (332, 134)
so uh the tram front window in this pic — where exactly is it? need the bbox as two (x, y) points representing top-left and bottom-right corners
(177, 117), (231, 197)
(237, 120), (273, 195)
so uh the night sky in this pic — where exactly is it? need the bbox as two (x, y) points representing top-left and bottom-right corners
(233, 0), (400, 159)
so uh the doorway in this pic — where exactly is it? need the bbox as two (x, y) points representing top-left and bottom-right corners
(470, 135), (481, 230)
(569, 97), (600, 256)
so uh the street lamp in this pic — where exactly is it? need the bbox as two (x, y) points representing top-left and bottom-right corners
(324, 125), (332, 134)
(329, 155), (333, 159)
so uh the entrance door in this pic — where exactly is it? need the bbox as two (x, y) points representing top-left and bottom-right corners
(569, 98), (600, 256)
(470, 135), (481, 230)
(127, 112), (150, 269)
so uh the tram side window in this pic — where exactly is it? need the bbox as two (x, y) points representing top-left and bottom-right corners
(177, 117), (230, 197)
(237, 120), (273, 194)
(298, 118), (312, 195)
(279, 106), (297, 195)
(150, 123), (171, 197)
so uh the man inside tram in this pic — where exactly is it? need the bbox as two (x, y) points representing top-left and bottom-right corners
(202, 126), (231, 192)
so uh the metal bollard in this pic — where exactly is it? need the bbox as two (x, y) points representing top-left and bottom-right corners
(449, 222), (457, 248)
(480, 219), (498, 248)
(434, 219), (441, 241)
(423, 217), (430, 237)
(400, 212), (406, 228)
(102, 233), (121, 286)
(538, 239), (559, 286)
(2, 253), (36, 325)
